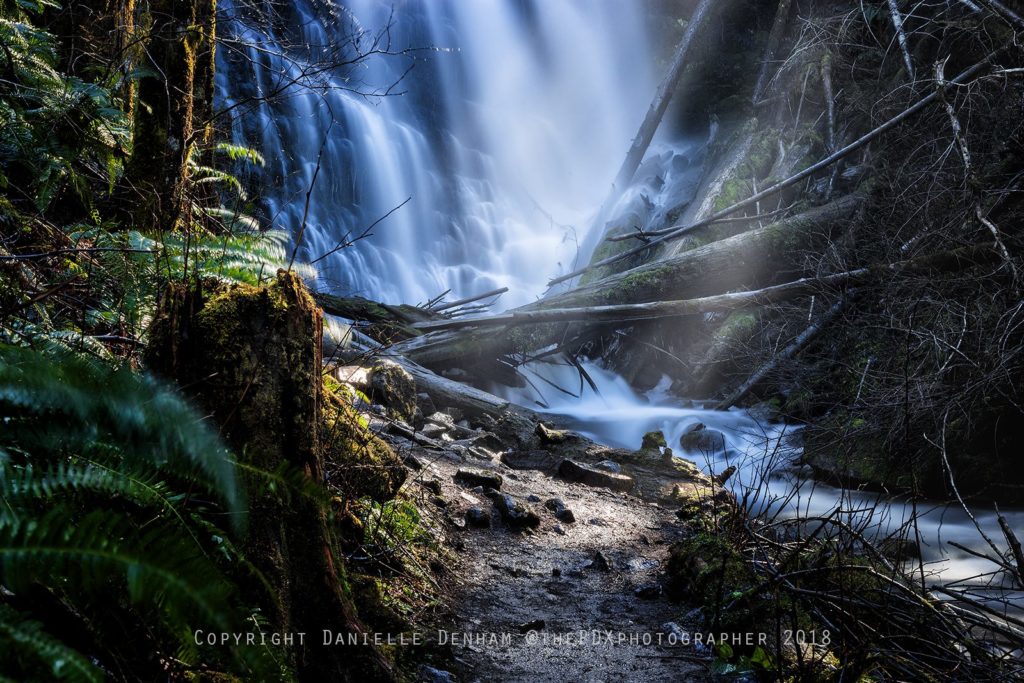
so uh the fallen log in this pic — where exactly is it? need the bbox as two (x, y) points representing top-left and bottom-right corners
(549, 50), (1001, 287)
(394, 195), (861, 367)
(396, 240), (1000, 369)
(412, 243), (1002, 333)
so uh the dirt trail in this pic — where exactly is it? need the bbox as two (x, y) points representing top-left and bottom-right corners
(379, 418), (716, 682)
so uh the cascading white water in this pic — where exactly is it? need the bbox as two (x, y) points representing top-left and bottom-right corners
(217, 1), (1022, 607)
(216, 0), (657, 308)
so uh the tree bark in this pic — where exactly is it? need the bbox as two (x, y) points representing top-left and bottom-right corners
(123, 0), (217, 232)
(146, 271), (395, 682)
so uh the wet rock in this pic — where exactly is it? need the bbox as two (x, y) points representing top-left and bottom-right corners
(634, 583), (662, 599)
(526, 494), (541, 502)
(552, 524), (566, 535)
(501, 450), (558, 471)
(418, 665), (455, 683)
(465, 506), (491, 528)
(679, 422), (726, 453)
(590, 550), (613, 571)
(544, 497), (576, 523)
(558, 459), (634, 492)
(431, 495), (448, 508)
(662, 621), (685, 639)
(494, 493), (541, 529)
(641, 430), (667, 450)
(369, 360), (417, 423)
(552, 567), (562, 577)
(519, 619), (545, 633)
(426, 411), (456, 430)
(454, 468), (503, 490)
(420, 422), (448, 440)
(466, 445), (496, 461)
(594, 459), (623, 474)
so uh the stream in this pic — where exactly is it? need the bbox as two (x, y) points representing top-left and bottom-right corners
(217, 0), (1022, 611)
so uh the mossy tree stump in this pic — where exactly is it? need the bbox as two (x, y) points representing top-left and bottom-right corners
(146, 270), (395, 681)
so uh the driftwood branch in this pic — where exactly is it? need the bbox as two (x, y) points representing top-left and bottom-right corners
(431, 287), (509, 313)
(887, 0), (915, 79)
(549, 51), (1001, 287)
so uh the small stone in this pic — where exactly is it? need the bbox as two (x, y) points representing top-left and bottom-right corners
(591, 550), (612, 572)
(552, 524), (566, 535)
(431, 495), (447, 508)
(420, 423), (447, 440)
(527, 494), (541, 503)
(420, 479), (442, 495)
(635, 583), (662, 599)
(552, 567), (562, 577)
(494, 493), (540, 529)
(543, 497), (576, 523)
(593, 459), (622, 474)
(558, 459), (634, 492)
(426, 411), (456, 429)
(465, 506), (491, 528)
(454, 468), (503, 490)
(418, 665), (455, 683)
(662, 621), (685, 639)
(535, 422), (571, 444)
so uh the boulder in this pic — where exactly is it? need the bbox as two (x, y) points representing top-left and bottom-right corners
(641, 430), (667, 450)
(679, 422), (726, 453)
(558, 459), (634, 492)
(369, 359), (417, 423)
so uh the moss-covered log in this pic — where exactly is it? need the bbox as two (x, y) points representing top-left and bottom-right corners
(146, 270), (397, 681)
(395, 194), (862, 368)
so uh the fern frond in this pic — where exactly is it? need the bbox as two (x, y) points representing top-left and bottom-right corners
(0, 605), (102, 683)
(0, 345), (243, 524)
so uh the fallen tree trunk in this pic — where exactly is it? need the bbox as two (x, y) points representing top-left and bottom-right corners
(396, 238), (1000, 369)
(549, 51), (1002, 286)
(394, 195), (860, 367)
(412, 243), (1002, 332)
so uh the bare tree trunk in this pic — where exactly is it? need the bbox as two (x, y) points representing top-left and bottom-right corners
(605, 0), (715, 196)
(752, 0), (793, 103)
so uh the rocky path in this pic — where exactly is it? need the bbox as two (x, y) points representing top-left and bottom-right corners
(376, 411), (717, 682)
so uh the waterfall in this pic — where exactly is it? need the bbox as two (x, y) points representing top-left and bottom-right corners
(216, 0), (658, 308)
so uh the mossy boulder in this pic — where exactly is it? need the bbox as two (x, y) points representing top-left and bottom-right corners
(369, 359), (417, 423)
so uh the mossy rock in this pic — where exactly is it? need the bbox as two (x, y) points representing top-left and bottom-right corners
(369, 359), (417, 423)
(323, 383), (406, 502)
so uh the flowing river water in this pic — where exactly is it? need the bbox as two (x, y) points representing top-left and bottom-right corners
(216, 0), (1022, 608)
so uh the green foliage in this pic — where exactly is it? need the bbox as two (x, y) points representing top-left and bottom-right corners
(0, 344), (288, 680)
(0, 2), (130, 211)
